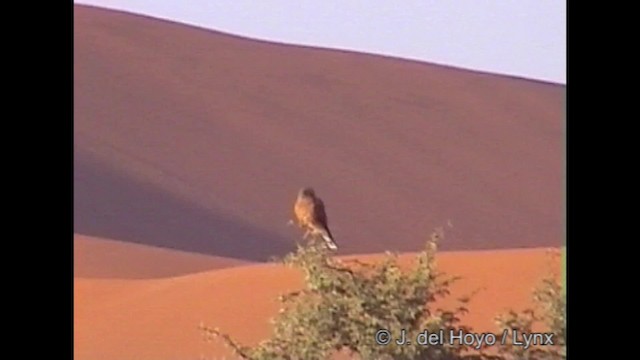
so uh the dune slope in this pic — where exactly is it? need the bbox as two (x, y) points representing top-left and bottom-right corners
(74, 247), (560, 360)
(75, 5), (564, 261)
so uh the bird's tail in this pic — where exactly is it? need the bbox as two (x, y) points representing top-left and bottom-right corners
(319, 229), (338, 251)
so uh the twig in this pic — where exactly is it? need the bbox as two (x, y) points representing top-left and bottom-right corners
(201, 326), (252, 360)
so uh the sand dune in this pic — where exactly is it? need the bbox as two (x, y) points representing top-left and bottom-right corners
(74, 234), (249, 278)
(74, 5), (564, 261)
(74, 247), (560, 360)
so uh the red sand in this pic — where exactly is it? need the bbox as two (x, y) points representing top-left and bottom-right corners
(74, 6), (564, 359)
(74, 5), (564, 262)
(74, 234), (250, 278)
(74, 247), (560, 360)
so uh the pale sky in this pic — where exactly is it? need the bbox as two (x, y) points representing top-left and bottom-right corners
(75, 1), (566, 84)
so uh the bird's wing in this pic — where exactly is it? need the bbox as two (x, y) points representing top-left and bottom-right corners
(313, 198), (329, 229)
(313, 198), (336, 245)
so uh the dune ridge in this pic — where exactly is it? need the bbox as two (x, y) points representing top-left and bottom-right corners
(74, 234), (250, 278)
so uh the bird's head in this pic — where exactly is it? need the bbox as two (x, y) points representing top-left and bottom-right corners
(299, 187), (316, 198)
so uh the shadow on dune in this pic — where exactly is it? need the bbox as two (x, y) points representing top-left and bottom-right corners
(74, 153), (295, 262)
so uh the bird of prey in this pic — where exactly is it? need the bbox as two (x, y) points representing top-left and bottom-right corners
(293, 187), (338, 250)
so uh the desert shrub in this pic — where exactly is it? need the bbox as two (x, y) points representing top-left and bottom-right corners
(200, 236), (566, 360)
(493, 252), (566, 360)
(201, 229), (474, 360)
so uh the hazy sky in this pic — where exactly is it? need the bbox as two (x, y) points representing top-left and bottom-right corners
(75, 1), (566, 84)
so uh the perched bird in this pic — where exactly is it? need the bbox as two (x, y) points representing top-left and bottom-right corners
(293, 187), (338, 250)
